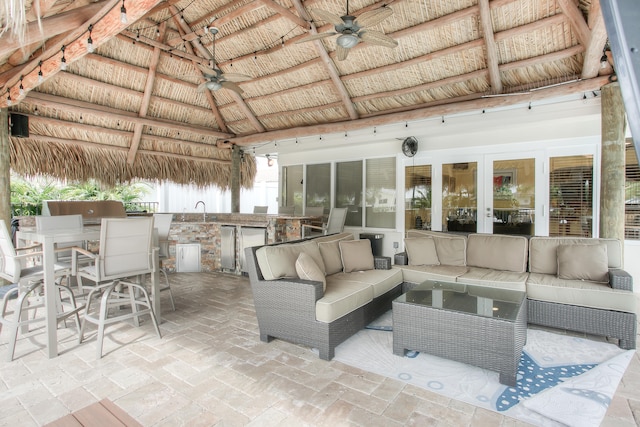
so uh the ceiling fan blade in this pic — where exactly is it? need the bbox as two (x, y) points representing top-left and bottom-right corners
(335, 45), (350, 61)
(197, 81), (210, 92)
(295, 32), (337, 44)
(359, 30), (398, 48)
(355, 6), (394, 28)
(221, 81), (244, 94)
(222, 72), (251, 82)
(310, 8), (344, 26)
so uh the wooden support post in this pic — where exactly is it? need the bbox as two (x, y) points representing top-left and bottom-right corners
(600, 82), (626, 242)
(0, 108), (10, 231)
(231, 144), (241, 213)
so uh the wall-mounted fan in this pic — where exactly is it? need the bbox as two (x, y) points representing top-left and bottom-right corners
(197, 27), (251, 94)
(296, 0), (398, 61)
(402, 136), (418, 157)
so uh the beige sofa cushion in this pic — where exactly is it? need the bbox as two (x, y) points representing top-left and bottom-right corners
(317, 233), (354, 275)
(406, 230), (466, 266)
(295, 252), (326, 291)
(316, 280), (373, 323)
(396, 264), (468, 284)
(256, 240), (325, 280)
(404, 237), (440, 266)
(457, 267), (527, 291)
(330, 268), (403, 298)
(557, 243), (608, 283)
(526, 273), (636, 313)
(466, 234), (528, 273)
(529, 237), (622, 275)
(339, 239), (375, 273)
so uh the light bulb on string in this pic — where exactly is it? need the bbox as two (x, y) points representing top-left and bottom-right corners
(6, 89), (12, 106)
(120, 0), (127, 24)
(19, 77), (24, 96)
(87, 24), (94, 53)
(60, 45), (67, 70)
(38, 61), (44, 83)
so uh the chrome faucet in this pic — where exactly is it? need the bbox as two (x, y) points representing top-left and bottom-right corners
(195, 200), (206, 222)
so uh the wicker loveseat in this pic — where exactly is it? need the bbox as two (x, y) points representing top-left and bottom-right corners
(395, 230), (636, 349)
(245, 232), (403, 360)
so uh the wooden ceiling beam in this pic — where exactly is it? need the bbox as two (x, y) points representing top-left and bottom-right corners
(228, 76), (610, 146)
(1, 0), (166, 109)
(127, 21), (166, 165)
(27, 134), (230, 164)
(24, 92), (234, 139)
(352, 70), (489, 104)
(0, 1), (107, 57)
(291, 0), (358, 120)
(478, 0), (502, 94)
(26, 114), (225, 152)
(259, 0), (307, 28)
(557, 0), (591, 47)
(580, 0), (609, 79)
(165, 1), (266, 46)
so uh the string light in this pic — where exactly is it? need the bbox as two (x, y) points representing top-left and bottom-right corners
(6, 89), (12, 106)
(19, 76), (24, 96)
(528, 102), (532, 110)
(87, 24), (94, 53)
(441, 116), (445, 124)
(60, 45), (67, 70)
(120, 0), (127, 24)
(38, 61), (44, 83)
(281, 37), (285, 48)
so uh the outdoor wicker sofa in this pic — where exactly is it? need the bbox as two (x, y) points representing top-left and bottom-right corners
(245, 232), (402, 360)
(395, 230), (636, 350)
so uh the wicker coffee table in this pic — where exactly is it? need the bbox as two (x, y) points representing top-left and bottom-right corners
(392, 280), (527, 386)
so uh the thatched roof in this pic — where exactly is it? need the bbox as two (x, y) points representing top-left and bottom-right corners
(0, 0), (613, 187)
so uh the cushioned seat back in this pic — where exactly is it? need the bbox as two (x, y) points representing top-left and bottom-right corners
(466, 234), (528, 273)
(405, 230), (467, 266)
(529, 237), (623, 274)
(255, 240), (325, 280)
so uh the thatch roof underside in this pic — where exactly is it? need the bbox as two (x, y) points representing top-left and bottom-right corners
(0, 0), (614, 187)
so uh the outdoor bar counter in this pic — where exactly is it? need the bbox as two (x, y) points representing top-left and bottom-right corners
(163, 212), (316, 274)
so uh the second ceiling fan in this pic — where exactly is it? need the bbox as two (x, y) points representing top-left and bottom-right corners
(297, 0), (398, 60)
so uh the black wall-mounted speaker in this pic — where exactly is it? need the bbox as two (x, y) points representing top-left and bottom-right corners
(10, 113), (29, 138)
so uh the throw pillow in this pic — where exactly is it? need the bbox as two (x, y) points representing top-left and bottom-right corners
(295, 252), (326, 292)
(339, 239), (375, 273)
(318, 234), (354, 275)
(557, 243), (609, 283)
(404, 237), (440, 266)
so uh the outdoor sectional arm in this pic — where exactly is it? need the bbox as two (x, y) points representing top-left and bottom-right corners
(609, 269), (633, 291)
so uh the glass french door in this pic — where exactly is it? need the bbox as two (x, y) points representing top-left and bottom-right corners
(484, 158), (536, 236)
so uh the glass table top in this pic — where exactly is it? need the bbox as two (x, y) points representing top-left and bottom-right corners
(395, 279), (526, 321)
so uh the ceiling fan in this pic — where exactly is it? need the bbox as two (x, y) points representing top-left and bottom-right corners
(197, 27), (251, 94)
(296, 0), (398, 60)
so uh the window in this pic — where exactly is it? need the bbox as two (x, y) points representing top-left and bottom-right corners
(365, 157), (396, 228)
(335, 161), (363, 226)
(405, 165), (431, 231)
(306, 163), (331, 213)
(549, 155), (593, 237)
(625, 142), (640, 239)
(281, 165), (303, 214)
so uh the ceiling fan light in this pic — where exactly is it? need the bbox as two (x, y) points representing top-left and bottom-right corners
(337, 33), (359, 48)
(207, 81), (222, 91)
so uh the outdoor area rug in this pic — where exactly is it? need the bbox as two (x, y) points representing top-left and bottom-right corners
(333, 311), (634, 427)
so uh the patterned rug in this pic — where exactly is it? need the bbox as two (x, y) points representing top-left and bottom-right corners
(334, 311), (633, 427)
